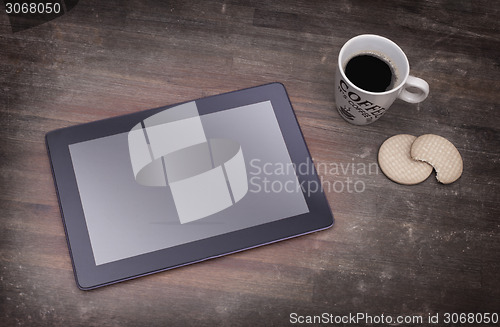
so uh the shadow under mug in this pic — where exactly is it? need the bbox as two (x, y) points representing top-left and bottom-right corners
(335, 34), (429, 125)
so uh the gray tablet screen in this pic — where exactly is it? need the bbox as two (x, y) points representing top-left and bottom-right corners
(69, 101), (309, 265)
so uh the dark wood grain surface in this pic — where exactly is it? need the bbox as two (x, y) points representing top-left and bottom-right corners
(1, 1), (499, 326)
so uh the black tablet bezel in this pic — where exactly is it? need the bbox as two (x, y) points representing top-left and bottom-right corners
(46, 82), (334, 290)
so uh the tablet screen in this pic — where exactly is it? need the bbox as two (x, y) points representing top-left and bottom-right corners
(69, 100), (309, 265)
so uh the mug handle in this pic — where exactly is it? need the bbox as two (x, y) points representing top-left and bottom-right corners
(398, 75), (429, 103)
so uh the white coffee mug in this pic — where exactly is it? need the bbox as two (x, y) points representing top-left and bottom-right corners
(335, 34), (429, 125)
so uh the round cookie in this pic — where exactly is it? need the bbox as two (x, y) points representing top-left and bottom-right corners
(378, 134), (433, 185)
(410, 134), (463, 184)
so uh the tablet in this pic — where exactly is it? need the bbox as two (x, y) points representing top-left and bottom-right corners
(46, 83), (334, 290)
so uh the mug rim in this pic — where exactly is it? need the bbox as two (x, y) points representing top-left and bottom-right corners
(338, 34), (410, 96)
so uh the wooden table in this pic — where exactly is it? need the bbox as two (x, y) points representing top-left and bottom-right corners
(1, 1), (499, 326)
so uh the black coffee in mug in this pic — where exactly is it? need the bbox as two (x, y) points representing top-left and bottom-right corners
(345, 54), (395, 92)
